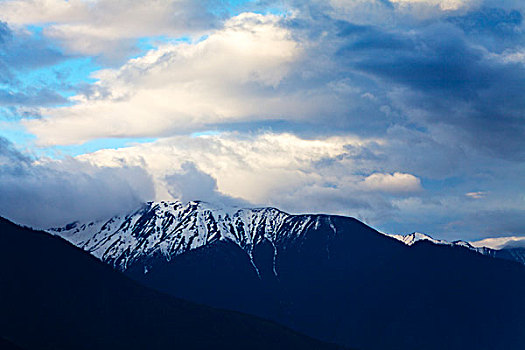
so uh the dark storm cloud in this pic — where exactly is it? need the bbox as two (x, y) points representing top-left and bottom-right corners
(299, 6), (525, 160)
(0, 137), (155, 228)
(357, 23), (525, 160)
(237, 3), (524, 162)
(250, 1), (525, 238)
(346, 25), (489, 93)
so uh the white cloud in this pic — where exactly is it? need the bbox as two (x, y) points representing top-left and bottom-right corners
(470, 236), (525, 249)
(76, 133), (386, 213)
(77, 132), (369, 202)
(0, 0), (216, 60)
(465, 191), (487, 199)
(165, 161), (250, 207)
(68, 132), (427, 228)
(25, 13), (305, 145)
(2, 0), (524, 241)
(496, 49), (525, 65)
(363, 172), (423, 194)
(388, 0), (474, 11)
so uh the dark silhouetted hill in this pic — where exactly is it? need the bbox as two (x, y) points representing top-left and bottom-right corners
(0, 217), (342, 350)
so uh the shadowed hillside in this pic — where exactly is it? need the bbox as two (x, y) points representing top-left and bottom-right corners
(0, 217), (342, 350)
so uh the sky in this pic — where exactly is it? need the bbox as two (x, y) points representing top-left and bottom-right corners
(0, 0), (524, 242)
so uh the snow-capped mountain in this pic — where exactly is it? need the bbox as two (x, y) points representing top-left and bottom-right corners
(385, 232), (449, 246)
(48, 201), (525, 350)
(50, 200), (320, 274)
(385, 231), (525, 266)
(1, 217), (338, 350)
(51, 201), (525, 274)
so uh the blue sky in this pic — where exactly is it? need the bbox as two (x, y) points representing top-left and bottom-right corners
(0, 0), (524, 243)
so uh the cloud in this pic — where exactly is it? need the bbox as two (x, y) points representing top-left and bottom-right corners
(448, 7), (523, 37)
(0, 88), (67, 107)
(25, 13), (304, 145)
(1, 0), (525, 241)
(0, 0), (219, 62)
(21, 3), (525, 163)
(363, 172), (423, 194)
(57, 123), (524, 240)
(76, 132), (366, 202)
(0, 22), (10, 44)
(0, 29), (65, 71)
(465, 191), (487, 199)
(324, 7), (525, 160)
(72, 132), (424, 227)
(458, 209), (525, 237)
(165, 162), (250, 207)
(0, 137), (155, 228)
(0, 21), (72, 115)
(389, 0), (474, 11)
(470, 235), (525, 249)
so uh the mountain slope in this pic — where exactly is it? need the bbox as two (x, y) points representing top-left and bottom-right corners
(385, 231), (449, 246)
(386, 231), (525, 266)
(51, 201), (525, 350)
(50, 201), (293, 273)
(0, 217), (341, 350)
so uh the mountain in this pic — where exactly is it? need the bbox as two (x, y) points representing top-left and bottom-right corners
(474, 245), (525, 266)
(0, 217), (341, 350)
(50, 201), (290, 273)
(471, 236), (525, 250)
(387, 231), (525, 266)
(51, 201), (525, 350)
(385, 232), (449, 246)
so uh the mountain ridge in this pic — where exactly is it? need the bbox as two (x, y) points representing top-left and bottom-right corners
(51, 200), (525, 270)
(385, 231), (525, 266)
(48, 201), (525, 350)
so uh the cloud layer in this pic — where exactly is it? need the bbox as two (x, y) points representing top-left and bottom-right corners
(25, 13), (302, 145)
(0, 137), (154, 228)
(0, 0), (524, 240)
(72, 131), (524, 239)
(0, 0), (219, 62)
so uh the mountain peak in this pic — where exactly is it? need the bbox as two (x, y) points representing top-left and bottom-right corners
(50, 201), (525, 273)
(49, 200), (299, 272)
(385, 231), (449, 246)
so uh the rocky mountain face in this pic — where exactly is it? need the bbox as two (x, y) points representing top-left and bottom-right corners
(51, 201), (294, 274)
(51, 201), (525, 350)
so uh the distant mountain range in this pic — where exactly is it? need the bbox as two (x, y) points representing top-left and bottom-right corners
(50, 201), (525, 350)
(50, 201), (525, 270)
(0, 217), (341, 350)
(385, 231), (525, 266)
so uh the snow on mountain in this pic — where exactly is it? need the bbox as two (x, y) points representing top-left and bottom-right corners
(385, 231), (494, 253)
(383, 231), (525, 266)
(385, 232), (450, 246)
(50, 200), (525, 272)
(50, 200), (314, 272)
